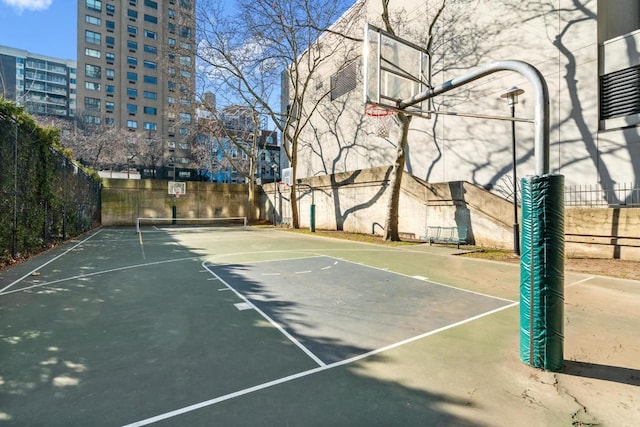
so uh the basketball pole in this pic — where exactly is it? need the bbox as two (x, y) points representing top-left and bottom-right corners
(397, 60), (564, 371)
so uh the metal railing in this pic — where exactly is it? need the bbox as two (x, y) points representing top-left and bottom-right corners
(565, 183), (640, 207)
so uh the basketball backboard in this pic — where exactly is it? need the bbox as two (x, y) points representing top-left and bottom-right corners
(168, 181), (186, 197)
(363, 24), (431, 118)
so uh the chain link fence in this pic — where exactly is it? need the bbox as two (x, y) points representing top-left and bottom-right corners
(1, 103), (101, 265)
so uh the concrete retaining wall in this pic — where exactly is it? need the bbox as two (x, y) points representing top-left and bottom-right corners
(101, 179), (267, 225)
(101, 169), (640, 260)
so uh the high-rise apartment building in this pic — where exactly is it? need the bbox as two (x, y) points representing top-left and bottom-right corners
(76, 0), (196, 180)
(0, 45), (77, 118)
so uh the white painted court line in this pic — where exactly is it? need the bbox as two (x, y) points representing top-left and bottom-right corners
(122, 300), (518, 427)
(234, 302), (253, 311)
(567, 276), (595, 288)
(0, 256), (202, 296)
(0, 229), (103, 294)
(202, 261), (326, 368)
(325, 255), (517, 304)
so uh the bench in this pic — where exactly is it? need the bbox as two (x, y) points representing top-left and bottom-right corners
(421, 226), (468, 249)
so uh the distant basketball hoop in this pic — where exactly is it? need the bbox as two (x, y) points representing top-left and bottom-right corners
(365, 104), (397, 138)
(168, 181), (186, 198)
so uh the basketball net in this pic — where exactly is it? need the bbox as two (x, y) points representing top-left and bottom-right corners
(365, 104), (397, 138)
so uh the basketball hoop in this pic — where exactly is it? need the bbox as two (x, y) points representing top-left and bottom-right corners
(278, 182), (290, 194)
(365, 104), (397, 138)
(173, 188), (182, 198)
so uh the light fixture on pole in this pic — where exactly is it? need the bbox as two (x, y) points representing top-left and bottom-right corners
(500, 86), (525, 256)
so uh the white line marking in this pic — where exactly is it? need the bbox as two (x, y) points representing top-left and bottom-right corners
(262, 273), (281, 276)
(321, 266), (331, 270)
(0, 229), (103, 294)
(567, 276), (595, 288)
(295, 270), (312, 274)
(412, 275), (429, 281)
(208, 278), (218, 281)
(218, 288), (230, 292)
(202, 261), (326, 368)
(234, 302), (253, 311)
(122, 301), (518, 427)
(325, 255), (517, 304)
(0, 256), (201, 296)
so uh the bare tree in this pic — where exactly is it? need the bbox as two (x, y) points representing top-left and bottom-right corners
(196, 0), (361, 228)
(381, 0), (446, 241)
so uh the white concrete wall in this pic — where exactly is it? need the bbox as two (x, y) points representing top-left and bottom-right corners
(294, 0), (639, 203)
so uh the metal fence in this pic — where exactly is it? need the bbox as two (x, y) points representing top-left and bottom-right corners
(565, 182), (640, 207)
(0, 107), (101, 263)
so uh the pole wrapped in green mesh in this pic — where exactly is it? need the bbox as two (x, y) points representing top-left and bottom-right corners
(520, 174), (565, 371)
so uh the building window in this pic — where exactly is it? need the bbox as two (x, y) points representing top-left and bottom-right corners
(180, 70), (191, 78)
(168, 22), (176, 33)
(143, 60), (157, 69)
(127, 120), (138, 129)
(106, 68), (115, 80)
(144, 44), (157, 54)
(85, 97), (101, 111)
(143, 106), (157, 115)
(143, 90), (157, 99)
(105, 101), (114, 112)
(86, 0), (102, 12)
(85, 64), (101, 79)
(85, 81), (101, 91)
(168, 37), (176, 47)
(127, 9), (138, 20)
(179, 56), (191, 66)
(144, 29), (157, 39)
(127, 72), (138, 81)
(127, 40), (138, 51)
(106, 20), (115, 32)
(179, 112), (191, 124)
(127, 88), (138, 98)
(330, 61), (357, 101)
(85, 48), (101, 58)
(127, 25), (138, 36)
(85, 114), (101, 124)
(106, 85), (115, 95)
(144, 122), (158, 130)
(144, 14), (157, 24)
(127, 104), (138, 113)
(106, 4), (115, 15)
(85, 30), (101, 45)
(106, 36), (115, 48)
(179, 26), (191, 39)
(127, 56), (138, 66)
(145, 0), (158, 8)
(86, 15), (101, 26)
(105, 117), (115, 126)
(105, 52), (115, 64)
(143, 75), (158, 84)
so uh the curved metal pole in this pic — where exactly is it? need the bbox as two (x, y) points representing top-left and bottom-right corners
(398, 60), (550, 175)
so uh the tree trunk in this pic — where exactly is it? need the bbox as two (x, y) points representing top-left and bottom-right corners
(383, 113), (411, 241)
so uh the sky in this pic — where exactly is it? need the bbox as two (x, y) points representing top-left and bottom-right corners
(0, 0), (77, 60)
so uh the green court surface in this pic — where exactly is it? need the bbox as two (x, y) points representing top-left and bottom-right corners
(1, 227), (638, 426)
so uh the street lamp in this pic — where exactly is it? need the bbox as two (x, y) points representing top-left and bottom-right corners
(500, 86), (525, 256)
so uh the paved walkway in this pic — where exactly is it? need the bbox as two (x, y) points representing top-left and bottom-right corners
(0, 227), (638, 426)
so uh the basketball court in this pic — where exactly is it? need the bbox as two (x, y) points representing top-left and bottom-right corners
(1, 225), (638, 426)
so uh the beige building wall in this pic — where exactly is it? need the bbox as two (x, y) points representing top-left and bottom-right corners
(295, 0), (639, 205)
